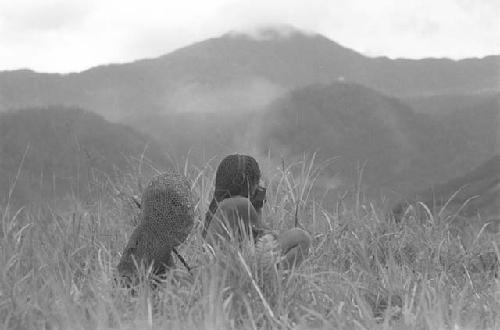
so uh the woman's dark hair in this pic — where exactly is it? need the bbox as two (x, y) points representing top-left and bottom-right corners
(202, 154), (261, 238)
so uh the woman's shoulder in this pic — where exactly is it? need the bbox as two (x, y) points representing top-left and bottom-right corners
(217, 196), (256, 211)
(214, 197), (260, 226)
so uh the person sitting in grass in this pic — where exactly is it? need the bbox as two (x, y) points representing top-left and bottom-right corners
(202, 154), (311, 269)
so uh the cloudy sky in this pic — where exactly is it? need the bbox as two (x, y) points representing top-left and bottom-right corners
(0, 0), (498, 73)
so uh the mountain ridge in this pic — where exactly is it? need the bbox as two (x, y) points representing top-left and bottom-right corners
(125, 81), (497, 195)
(1, 27), (498, 119)
(2, 27), (498, 75)
(0, 106), (170, 205)
(392, 155), (500, 224)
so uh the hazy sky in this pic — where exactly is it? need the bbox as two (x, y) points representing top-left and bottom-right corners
(0, 0), (498, 73)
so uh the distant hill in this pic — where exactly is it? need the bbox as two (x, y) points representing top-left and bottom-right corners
(258, 82), (497, 194)
(404, 93), (500, 182)
(127, 82), (497, 195)
(403, 92), (500, 115)
(0, 107), (169, 204)
(392, 155), (500, 225)
(126, 82), (499, 195)
(439, 95), (500, 153)
(0, 27), (498, 120)
(259, 82), (429, 191)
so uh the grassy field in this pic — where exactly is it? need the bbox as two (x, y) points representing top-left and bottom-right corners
(1, 154), (499, 329)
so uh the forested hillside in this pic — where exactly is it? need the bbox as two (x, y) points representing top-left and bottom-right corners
(392, 155), (500, 229)
(128, 82), (498, 196)
(0, 107), (169, 204)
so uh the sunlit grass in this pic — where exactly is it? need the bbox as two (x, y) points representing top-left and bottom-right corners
(1, 153), (499, 329)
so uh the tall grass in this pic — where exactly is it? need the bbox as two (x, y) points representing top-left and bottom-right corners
(0, 154), (499, 329)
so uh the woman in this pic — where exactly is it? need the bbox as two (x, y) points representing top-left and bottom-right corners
(203, 154), (311, 269)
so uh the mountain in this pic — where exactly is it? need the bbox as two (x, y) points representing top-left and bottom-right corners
(1, 27), (498, 120)
(439, 95), (500, 154)
(257, 82), (499, 194)
(401, 93), (500, 181)
(127, 82), (496, 195)
(0, 107), (170, 205)
(258, 82), (429, 191)
(392, 155), (500, 226)
(403, 92), (500, 115)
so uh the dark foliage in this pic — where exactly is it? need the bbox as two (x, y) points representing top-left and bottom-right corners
(0, 106), (169, 204)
